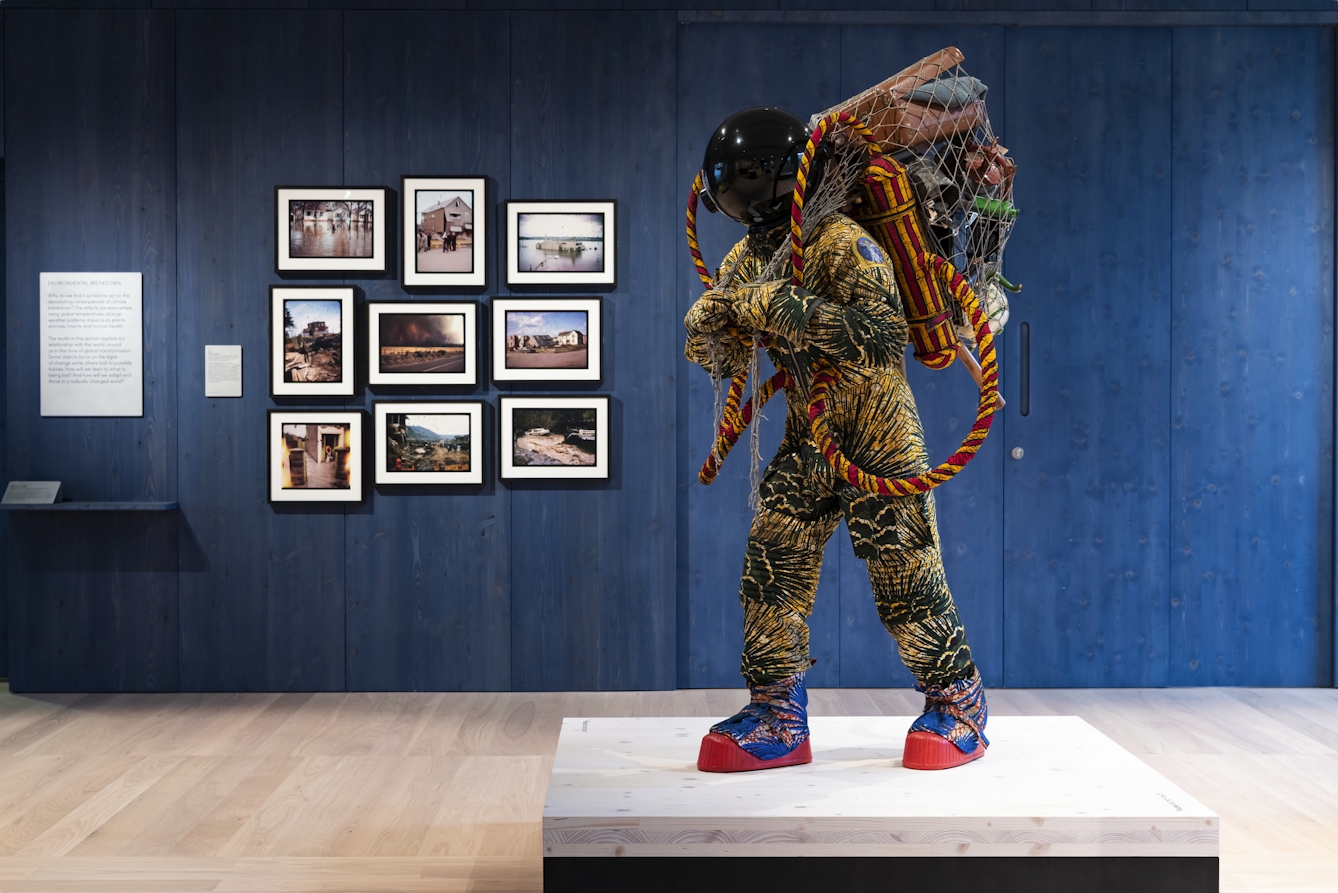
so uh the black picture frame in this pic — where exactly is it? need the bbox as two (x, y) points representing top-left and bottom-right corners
(267, 409), (365, 503)
(270, 285), (356, 398)
(498, 395), (610, 480)
(505, 200), (616, 288)
(276, 186), (389, 274)
(492, 296), (602, 383)
(401, 176), (487, 288)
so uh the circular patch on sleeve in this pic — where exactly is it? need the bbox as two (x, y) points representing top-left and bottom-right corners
(856, 237), (886, 265)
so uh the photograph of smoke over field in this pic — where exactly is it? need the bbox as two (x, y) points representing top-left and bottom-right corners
(378, 312), (465, 375)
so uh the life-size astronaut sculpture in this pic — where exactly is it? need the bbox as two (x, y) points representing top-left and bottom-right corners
(685, 105), (1000, 773)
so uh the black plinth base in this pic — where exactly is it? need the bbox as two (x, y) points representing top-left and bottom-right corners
(544, 856), (1219, 893)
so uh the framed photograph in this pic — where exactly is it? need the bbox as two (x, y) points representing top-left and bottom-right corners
(268, 410), (364, 502)
(271, 286), (355, 397)
(492, 297), (601, 383)
(276, 187), (388, 273)
(402, 177), (486, 288)
(499, 396), (609, 480)
(374, 402), (483, 486)
(368, 302), (477, 386)
(505, 200), (616, 287)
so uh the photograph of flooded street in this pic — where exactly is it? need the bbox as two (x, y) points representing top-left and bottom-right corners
(283, 299), (343, 383)
(276, 188), (386, 273)
(288, 200), (375, 258)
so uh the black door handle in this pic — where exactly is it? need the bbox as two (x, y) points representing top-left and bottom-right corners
(1019, 321), (1030, 417)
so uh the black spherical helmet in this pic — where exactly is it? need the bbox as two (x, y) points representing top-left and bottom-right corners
(700, 107), (824, 230)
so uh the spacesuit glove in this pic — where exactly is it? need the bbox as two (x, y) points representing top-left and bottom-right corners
(684, 289), (735, 338)
(731, 281), (823, 346)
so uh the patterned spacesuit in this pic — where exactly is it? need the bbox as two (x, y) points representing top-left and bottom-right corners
(687, 213), (989, 772)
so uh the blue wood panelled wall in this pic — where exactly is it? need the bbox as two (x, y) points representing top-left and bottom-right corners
(5, 5), (1335, 691)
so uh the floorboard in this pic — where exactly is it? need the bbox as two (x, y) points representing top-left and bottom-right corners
(0, 684), (1330, 892)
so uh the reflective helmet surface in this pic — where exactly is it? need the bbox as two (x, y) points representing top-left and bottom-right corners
(701, 107), (819, 229)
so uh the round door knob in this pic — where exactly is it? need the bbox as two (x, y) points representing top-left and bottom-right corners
(1011, 447), (1025, 460)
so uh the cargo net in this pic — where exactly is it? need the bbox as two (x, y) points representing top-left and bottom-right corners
(721, 46), (1018, 347)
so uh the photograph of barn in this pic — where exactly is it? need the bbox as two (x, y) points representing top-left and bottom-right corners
(415, 189), (474, 274)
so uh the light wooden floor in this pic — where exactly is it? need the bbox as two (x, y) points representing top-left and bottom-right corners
(0, 684), (1332, 892)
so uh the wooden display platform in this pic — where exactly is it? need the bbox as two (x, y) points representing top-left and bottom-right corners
(543, 716), (1219, 892)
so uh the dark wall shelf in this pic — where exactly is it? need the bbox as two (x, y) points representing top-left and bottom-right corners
(0, 502), (178, 512)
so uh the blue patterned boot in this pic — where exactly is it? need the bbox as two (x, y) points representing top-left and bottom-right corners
(697, 672), (812, 772)
(903, 669), (989, 770)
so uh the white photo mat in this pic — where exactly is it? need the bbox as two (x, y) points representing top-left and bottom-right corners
(374, 402), (484, 486)
(276, 187), (388, 272)
(492, 297), (601, 383)
(268, 411), (364, 503)
(505, 200), (616, 287)
(271, 286), (356, 397)
(499, 396), (609, 480)
(402, 177), (486, 287)
(367, 302), (477, 386)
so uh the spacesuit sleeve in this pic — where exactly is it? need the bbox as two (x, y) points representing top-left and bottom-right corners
(683, 237), (753, 378)
(730, 227), (907, 368)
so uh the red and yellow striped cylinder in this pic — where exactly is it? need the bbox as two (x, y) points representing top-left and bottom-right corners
(849, 156), (960, 370)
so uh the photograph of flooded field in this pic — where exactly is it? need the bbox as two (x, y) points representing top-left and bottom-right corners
(269, 410), (363, 502)
(511, 407), (597, 467)
(384, 412), (470, 473)
(284, 299), (343, 383)
(288, 200), (375, 259)
(505, 310), (588, 370)
(516, 212), (605, 273)
(379, 312), (465, 375)
(414, 190), (474, 273)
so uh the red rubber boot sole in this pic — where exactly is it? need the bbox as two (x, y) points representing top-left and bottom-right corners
(902, 731), (986, 770)
(697, 733), (813, 773)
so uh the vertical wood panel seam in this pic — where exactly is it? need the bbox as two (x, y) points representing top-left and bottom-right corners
(507, 8), (516, 690)
(1167, 23), (1175, 684)
(173, 6), (182, 692)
